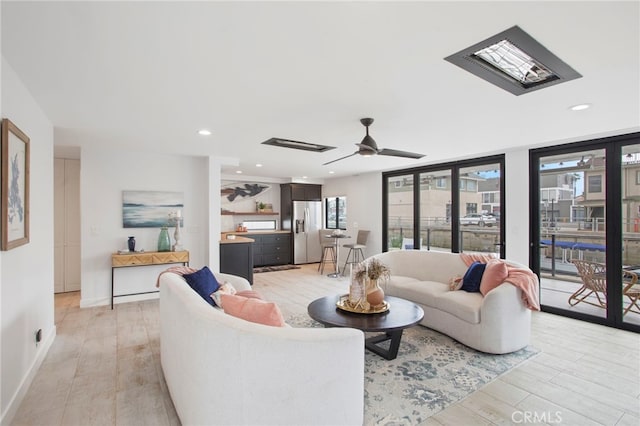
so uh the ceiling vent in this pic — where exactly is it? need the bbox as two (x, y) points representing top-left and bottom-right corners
(262, 138), (335, 152)
(444, 25), (582, 95)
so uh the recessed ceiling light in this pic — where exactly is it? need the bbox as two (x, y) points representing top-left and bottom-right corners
(236, 170), (242, 174)
(329, 171), (335, 174)
(302, 176), (308, 179)
(198, 129), (212, 136)
(569, 103), (591, 111)
(256, 163), (263, 167)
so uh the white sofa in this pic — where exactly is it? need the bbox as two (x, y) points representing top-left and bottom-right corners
(371, 250), (532, 354)
(159, 271), (364, 426)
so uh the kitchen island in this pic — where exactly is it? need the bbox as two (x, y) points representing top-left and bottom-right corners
(219, 231), (292, 284)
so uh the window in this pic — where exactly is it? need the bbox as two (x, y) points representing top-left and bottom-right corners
(636, 170), (640, 185)
(383, 154), (504, 257)
(588, 175), (602, 193)
(325, 197), (346, 230)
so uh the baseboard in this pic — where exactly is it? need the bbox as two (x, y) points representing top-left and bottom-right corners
(0, 325), (56, 425)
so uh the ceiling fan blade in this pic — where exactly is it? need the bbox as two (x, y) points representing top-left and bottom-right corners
(355, 143), (377, 153)
(322, 152), (358, 166)
(377, 148), (425, 159)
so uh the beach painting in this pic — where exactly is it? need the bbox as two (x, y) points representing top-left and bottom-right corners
(123, 191), (184, 228)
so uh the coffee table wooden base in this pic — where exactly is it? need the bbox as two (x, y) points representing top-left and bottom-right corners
(307, 295), (424, 361)
(365, 330), (404, 360)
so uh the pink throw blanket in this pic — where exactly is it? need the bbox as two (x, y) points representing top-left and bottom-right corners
(156, 265), (197, 287)
(460, 253), (540, 311)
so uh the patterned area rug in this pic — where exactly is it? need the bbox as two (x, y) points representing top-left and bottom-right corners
(287, 314), (539, 425)
(253, 265), (301, 273)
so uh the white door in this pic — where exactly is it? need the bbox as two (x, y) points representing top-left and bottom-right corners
(54, 159), (65, 293)
(64, 159), (81, 291)
(54, 158), (81, 293)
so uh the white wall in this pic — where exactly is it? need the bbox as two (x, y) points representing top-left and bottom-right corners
(504, 149), (531, 265)
(322, 172), (382, 265)
(80, 148), (212, 307)
(0, 57), (55, 423)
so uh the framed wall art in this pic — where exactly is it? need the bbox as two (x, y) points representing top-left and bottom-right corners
(1, 118), (30, 250)
(122, 190), (184, 228)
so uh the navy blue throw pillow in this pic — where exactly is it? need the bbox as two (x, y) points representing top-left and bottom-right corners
(461, 261), (486, 293)
(183, 266), (220, 306)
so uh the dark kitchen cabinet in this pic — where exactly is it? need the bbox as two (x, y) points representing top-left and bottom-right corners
(220, 241), (254, 284)
(245, 233), (291, 266)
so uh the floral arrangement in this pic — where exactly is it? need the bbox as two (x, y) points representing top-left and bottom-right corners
(353, 258), (390, 284)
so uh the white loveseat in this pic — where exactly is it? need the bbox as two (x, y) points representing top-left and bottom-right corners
(371, 250), (532, 354)
(159, 271), (364, 426)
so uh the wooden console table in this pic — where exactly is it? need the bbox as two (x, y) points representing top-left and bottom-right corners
(111, 250), (189, 309)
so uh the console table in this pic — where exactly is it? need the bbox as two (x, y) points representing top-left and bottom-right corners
(111, 250), (189, 309)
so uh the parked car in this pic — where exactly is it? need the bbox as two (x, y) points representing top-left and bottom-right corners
(460, 214), (497, 227)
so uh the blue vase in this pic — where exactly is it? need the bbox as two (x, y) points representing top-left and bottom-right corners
(127, 236), (136, 252)
(157, 227), (171, 252)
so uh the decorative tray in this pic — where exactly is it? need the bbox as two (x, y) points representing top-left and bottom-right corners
(336, 294), (390, 314)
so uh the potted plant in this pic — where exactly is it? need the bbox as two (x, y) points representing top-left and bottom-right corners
(352, 258), (390, 308)
(257, 201), (266, 212)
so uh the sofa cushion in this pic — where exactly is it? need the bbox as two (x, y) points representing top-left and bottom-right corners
(386, 279), (449, 308)
(432, 291), (483, 324)
(480, 259), (509, 296)
(382, 275), (420, 294)
(183, 266), (220, 306)
(221, 294), (286, 327)
(461, 261), (486, 293)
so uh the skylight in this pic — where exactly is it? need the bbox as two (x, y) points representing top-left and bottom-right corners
(472, 40), (557, 86)
(444, 26), (581, 95)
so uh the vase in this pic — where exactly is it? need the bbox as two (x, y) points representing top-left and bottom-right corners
(173, 222), (183, 251)
(157, 227), (171, 252)
(366, 278), (385, 307)
(127, 236), (136, 252)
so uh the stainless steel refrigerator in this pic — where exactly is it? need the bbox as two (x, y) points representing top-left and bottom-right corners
(293, 201), (322, 264)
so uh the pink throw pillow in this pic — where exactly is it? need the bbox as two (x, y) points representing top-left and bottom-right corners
(479, 259), (509, 296)
(235, 290), (264, 300)
(221, 294), (286, 327)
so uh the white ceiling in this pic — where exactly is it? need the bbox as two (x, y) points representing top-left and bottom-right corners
(2, 1), (639, 180)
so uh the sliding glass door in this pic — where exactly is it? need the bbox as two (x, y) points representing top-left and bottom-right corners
(532, 133), (640, 331)
(535, 148), (607, 320)
(386, 174), (414, 250)
(459, 164), (502, 255)
(622, 143), (640, 327)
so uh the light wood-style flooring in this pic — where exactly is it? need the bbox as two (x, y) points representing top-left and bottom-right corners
(11, 263), (640, 425)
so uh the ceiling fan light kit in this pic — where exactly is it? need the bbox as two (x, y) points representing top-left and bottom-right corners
(323, 118), (426, 166)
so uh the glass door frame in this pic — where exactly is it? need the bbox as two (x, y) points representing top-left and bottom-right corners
(530, 132), (639, 332)
(382, 154), (505, 257)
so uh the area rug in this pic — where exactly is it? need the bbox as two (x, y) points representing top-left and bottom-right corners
(287, 314), (539, 425)
(253, 264), (301, 273)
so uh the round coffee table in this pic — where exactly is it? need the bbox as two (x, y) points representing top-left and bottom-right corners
(307, 295), (424, 360)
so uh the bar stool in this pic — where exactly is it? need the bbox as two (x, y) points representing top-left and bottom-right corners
(318, 229), (337, 274)
(341, 230), (370, 275)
